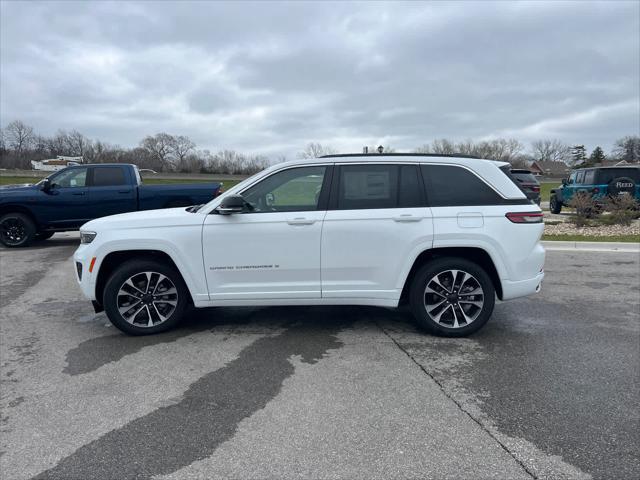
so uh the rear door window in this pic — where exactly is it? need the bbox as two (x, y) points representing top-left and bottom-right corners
(91, 167), (127, 187)
(583, 170), (596, 185)
(421, 164), (503, 206)
(337, 164), (399, 210)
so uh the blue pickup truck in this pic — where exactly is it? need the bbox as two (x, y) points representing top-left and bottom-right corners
(0, 163), (222, 247)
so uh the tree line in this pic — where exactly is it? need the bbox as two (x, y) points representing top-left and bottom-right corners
(1, 119), (638, 174)
(0, 120), (271, 175)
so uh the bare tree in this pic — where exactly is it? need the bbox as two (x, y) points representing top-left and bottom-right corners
(66, 130), (90, 157)
(140, 133), (176, 169)
(5, 120), (34, 156)
(531, 139), (571, 163)
(611, 136), (640, 163)
(47, 130), (70, 156)
(170, 135), (196, 165)
(297, 142), (337, 159)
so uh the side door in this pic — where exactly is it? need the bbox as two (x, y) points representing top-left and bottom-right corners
(321, 163), (433, 301)
(562, 171), (578, 203)
(87, 166), (137, 217)
(39, 166), (91, 228)
(202, 165), (331, 301)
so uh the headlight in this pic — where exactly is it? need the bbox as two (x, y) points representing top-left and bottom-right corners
(80, 231), (97, 244)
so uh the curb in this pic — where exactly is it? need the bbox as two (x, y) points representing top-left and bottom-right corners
(542, 240), (640, 252)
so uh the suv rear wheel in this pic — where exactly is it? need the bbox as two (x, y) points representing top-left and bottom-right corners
(409, 257), (495, 337)
(103, 259), (189, 335)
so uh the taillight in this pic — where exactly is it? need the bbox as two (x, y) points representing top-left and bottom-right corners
(531, 186), (540, 193)
(506, 212), (544, 224)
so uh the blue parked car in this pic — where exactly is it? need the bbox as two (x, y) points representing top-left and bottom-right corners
(0, 164), (222, 247)
(549, 166), (640, 214)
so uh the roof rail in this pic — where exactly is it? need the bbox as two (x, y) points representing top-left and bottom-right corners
(319, 152), (482, 159)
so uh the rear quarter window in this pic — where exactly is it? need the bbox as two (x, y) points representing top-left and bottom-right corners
(596, 168), (640, 184)
(422, 165), (504, 206)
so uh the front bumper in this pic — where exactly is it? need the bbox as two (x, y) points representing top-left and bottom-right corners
(73, 244), (98, 301)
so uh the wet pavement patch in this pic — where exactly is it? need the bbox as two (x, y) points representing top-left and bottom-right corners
(0, 244), (75, 309)
(35, 321), (345, 479)
(411, 297), (639, 479)
(63, 307), (263, 376)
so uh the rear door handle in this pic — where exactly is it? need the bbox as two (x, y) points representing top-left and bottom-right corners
(118, 190), (131, 194)
(72, 192), (85, 196)
(287, 217), (315, 226)
(392, 214), (421, 222)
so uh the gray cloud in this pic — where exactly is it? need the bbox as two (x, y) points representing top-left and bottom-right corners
(1, 0), (638, 158)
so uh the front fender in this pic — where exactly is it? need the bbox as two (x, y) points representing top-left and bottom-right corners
(88, 234), (208, 304)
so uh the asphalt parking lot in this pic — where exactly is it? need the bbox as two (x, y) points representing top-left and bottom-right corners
(1, 235), (638, 480)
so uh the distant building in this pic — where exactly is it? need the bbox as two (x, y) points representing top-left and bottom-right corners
(529, 160), (571, 178)
(31, 156), (83, 171)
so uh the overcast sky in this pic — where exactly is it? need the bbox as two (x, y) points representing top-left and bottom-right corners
(1, 0), (638, 158)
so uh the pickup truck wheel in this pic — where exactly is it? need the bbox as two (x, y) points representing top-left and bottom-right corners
(409, 257), (495, 337)
(550, 195), (562, 214)
(103, 260), (189, 335)
(0, 213), (36, 248)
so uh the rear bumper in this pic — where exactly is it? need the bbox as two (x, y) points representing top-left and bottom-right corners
(501, 271), (544, 301)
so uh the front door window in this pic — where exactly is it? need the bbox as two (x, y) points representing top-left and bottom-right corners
(242, 166), (327, 212)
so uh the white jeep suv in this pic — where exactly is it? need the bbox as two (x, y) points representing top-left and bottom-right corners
(74, 154), (545, 337)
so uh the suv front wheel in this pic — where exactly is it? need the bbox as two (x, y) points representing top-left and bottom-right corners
(409, 257), (495, 337)
(549, 195), (562, 214)
(103, 259), (189, 335)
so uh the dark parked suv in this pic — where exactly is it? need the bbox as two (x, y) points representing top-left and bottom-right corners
(549, 166), (640, 214)
(510, 169), (541, 205)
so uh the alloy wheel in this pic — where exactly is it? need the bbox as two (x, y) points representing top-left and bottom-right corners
(423, 269), (484, 328)
(117, 271), (179, 327)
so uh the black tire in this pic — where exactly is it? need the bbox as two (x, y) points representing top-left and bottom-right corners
(103, 259), (189, 335)
(549, 195), (562, 214)
(35, 231), (55, 241)
(0, 213), (37, 248)
(409, 257), (496, 337)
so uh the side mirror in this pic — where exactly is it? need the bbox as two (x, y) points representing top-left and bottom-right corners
(40, 178), (52, 192)
(265, 192), (275, 207)
(215, 195), (245, 215)
(561, 178), (568, 186)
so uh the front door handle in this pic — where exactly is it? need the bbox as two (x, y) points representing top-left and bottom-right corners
(72, 192), (86, 196)
(392, 214), (421, 222)
(287, 217), (315, 226)
(118, 190), (131, 194)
